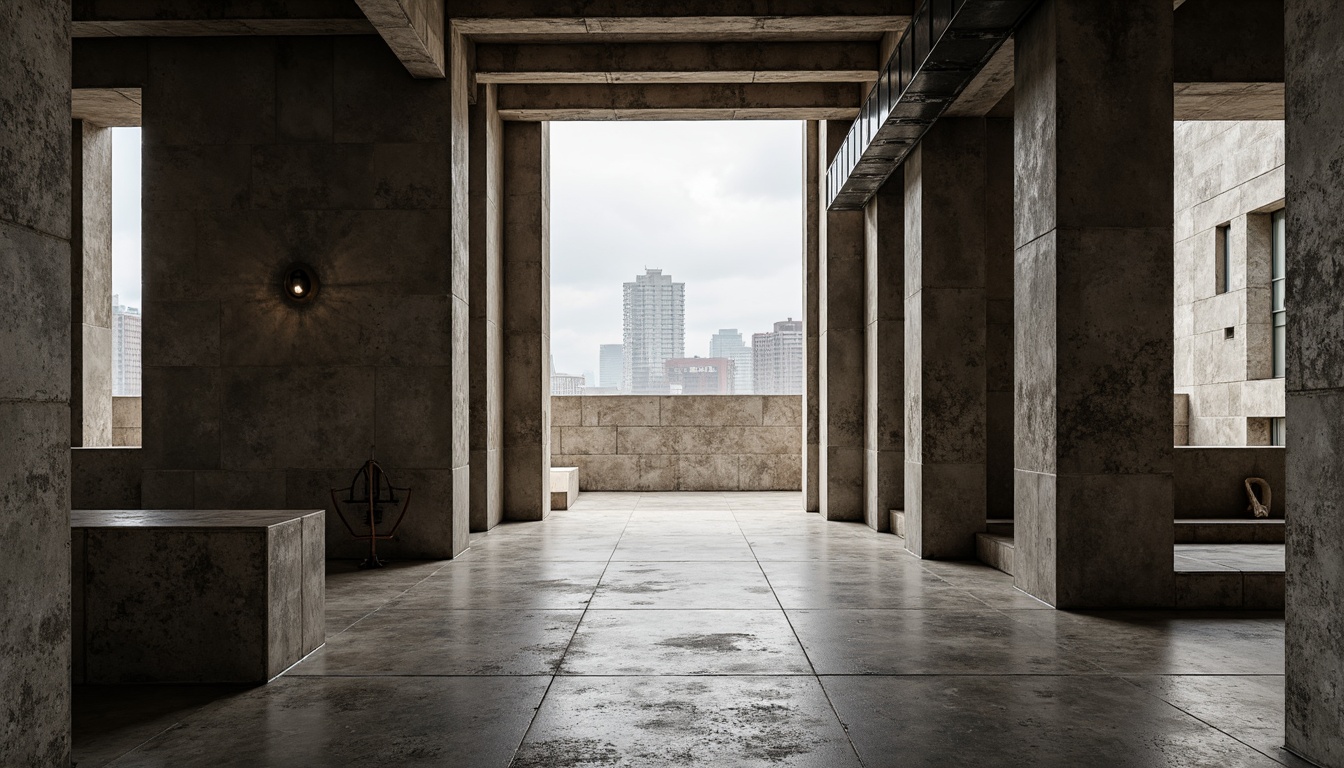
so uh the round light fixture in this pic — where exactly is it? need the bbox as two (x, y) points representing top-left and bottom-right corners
(283, 263), (318, 303)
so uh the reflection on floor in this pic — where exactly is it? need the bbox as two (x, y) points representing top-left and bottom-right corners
(73, 492), (1305, 767)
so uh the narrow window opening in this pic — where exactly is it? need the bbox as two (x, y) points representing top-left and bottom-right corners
(1216, 223), (1232, 294)
(111, 127), (143, 445)
(1270, 209), (1286, 379)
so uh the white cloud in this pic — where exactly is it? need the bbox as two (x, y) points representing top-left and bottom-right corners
(550, 121), (804, 378)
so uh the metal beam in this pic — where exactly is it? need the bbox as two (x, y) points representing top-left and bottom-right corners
(497, 82), (861, 121)
(475, 41), (882, 84)
(825, 0), (1036, 211)
(356, 0), (447, 78)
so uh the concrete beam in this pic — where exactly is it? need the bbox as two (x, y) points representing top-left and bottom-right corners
(452, 18), (907, 43)
(497, 82), (861, 120)
(945, 40), (1015, 118)
(355, 0), (447, 78)
(1174, 82), (1284, 120)
(476, 41), (880, 84)
(72, 88), (141, 127)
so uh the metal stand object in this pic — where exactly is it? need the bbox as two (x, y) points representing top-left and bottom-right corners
(330, 456), (412, 569)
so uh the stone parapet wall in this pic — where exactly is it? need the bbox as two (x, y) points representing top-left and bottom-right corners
(551, 396), (802, 491)
(1174, 446), (1284, 518)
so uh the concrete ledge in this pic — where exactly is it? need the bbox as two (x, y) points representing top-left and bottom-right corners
(1175, 518), (1285, 544)
(1175, 446), (1285, 519)
(975, 533), (1015, 576)
(889, 509), (905, 538)
(71, 509), (325, 683)
(550, 467), (579, 510)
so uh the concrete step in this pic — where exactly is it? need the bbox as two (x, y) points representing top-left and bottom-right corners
(889, 510), (905, 538)
(1175, 518), (1284, 544)
(985, 518), (1014, 536)
(975, 532), (1015, 576)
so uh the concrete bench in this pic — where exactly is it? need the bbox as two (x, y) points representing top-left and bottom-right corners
(71, 509), (325, 683)
(550, 467), (580, 510)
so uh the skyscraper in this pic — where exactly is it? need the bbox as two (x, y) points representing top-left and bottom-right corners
(599, 343), (624, 391)
(111, 295), (142, 397)
(622, 269), (684, 395)
(752, 318), (804, 395)
(709, 329), (753, 395)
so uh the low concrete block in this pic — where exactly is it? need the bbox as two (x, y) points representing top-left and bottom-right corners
(71, 509), (325, 683)
(550, 467), (579, 510)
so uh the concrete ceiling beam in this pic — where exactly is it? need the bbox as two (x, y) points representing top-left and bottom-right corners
(355, 0), (447, 78)
(71, 88), (142, 127)
(475, 41), (882, 84)
(452, 17), (908, 43)
(1174, 82), (1284, 120)
(496, 82), (861, 121)
(72, 19), (375, 36)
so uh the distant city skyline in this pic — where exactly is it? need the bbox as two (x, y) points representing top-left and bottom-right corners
(550, 121), (802, 381)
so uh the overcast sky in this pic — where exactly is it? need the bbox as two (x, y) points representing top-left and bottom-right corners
(551, 120), (803, 381)
(109, 121), (805, 377)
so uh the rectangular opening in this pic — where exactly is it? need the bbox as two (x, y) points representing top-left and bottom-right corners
(111, 127), (143, 446)
(1216, 222), (1232, 294)
(1271, 208), (1286, 379)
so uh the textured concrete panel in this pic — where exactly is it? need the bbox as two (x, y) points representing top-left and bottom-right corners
(1285, 1), (1344, 759)
(469, 83), (504, 533)
(803, 121), (821, 512)
(863, 170), (904, 532)
(1174, 447), (1285, 519)
(71, 122), (113, 448)
(71, 448), (142, 509)
(0, 223), (71, 405)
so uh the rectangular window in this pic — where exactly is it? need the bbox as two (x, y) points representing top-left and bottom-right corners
(1216, 223), (1232, 294)
(1271, 209), (1286, 378)
(1271, 417), (1286, 447)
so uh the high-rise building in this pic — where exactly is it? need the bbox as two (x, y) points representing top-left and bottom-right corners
(752, 318), (804, 395)
(551, 372), (585, 396)
(622, 269), (684, 395)
(665, 357), (735, 395)
(599, 343), (624, 391)
(111, 295), (142, 397)
(709, 329), (753, 395)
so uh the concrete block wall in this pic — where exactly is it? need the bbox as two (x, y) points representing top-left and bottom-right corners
(1173, 120), (1285, 445)
(551, 396), (802, 492)
(76, 36), (471, 558)
(112, 396), (141, 446)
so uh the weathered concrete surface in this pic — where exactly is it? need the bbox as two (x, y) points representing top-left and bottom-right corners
(71, 88), (142, 127)
(355, 0), (446, 78)
(502, 121), (551, 521)
(803, 121), (821, 512)
(818, 120), (866, 522)
(551, 396), (802, 491)
(497, 82), (862, 121)
(0, 1), (71, 764)
(475, 41), (879, 84)
(863, 173), (903, 532)
(112, 395), (141, 446)
(71, 121), (114, 448)
(71, 448), (143, 510)
(1285, 0), (1344, 761)
(469, 83), (504, 532)
(1012, 0), (1175, 608)
(71, 509), (324, 682)
(1173, 447), (1284, 519)
(1173, 121), (1285, 446)
(124, 35), (469, 558)
(903, 119), (987, 559)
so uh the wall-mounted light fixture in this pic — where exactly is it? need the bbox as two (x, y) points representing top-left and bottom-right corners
(283, 263), (318, 303)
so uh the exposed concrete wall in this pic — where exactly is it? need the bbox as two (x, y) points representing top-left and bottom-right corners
(1173, 446), (1284, 519)
(501, 121), (551, 522)
(817, 119), (866, 521)
(71, 120), (114, 448)
(903, 119), (988, 559)
(1285, 0), (1344, 761)
(0, 2), (72, 764)
(112, 396), (141, 446)
(469, 83), (504, 532)
(984, 119), (1015, 519)
(71, 448), (143, 510)
(863, 170), (903, 532)
(1012, 0), (1174, 608)
(551, 396), (802, 492)
(802, 121), (821, 513)
(1173, 120), (1285, 446)
(113, 36), (470, 558)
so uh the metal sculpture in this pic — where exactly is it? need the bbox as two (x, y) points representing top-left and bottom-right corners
(330, 455), (412, 568)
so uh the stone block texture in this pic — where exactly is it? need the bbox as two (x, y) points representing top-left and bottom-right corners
(1285, 0), (1344, 762)
(1173, 120), (1285, 446)
(0, 1), (72, 765)
(551, 396), (802, 491)
(91, 36), (472, 558)
(1012, 0), (1175, 608)
(71, 509), (324, 683)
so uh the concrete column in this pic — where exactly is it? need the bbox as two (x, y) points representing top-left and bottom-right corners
(0, 1), (72, 763)
(501, 121), (551, 522)
(448, 38), (472, 555)
(1285, 0), (1344, 762)
(71, 120), (113, 448)
(1013, 0), (1174, 608)
(468, 83), (504, 532)
(818, 120), (866, 521)
(985, 119), (1015, 519)
(802, 121), (821, 512)
(903, 119), (988, 558)
(863, 174), (904, 532)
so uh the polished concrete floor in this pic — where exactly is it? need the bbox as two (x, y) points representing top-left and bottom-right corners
(74, 492), (1304, 767)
